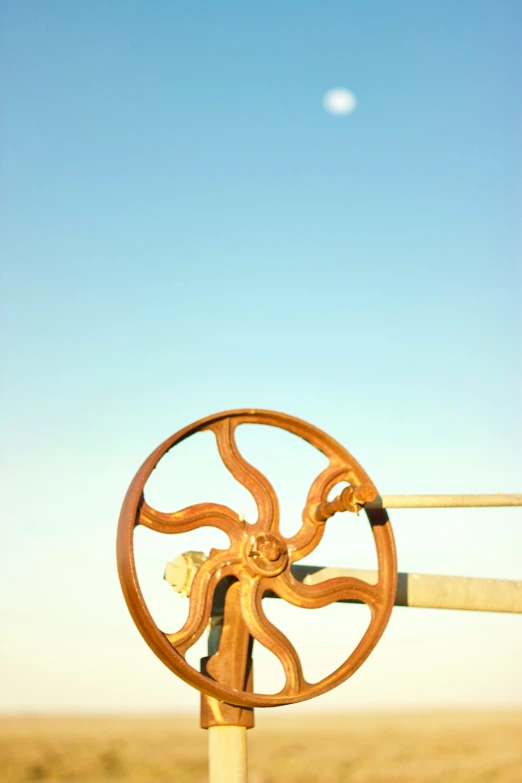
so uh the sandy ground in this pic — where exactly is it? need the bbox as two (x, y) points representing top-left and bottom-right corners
(1, 711), (521, 782)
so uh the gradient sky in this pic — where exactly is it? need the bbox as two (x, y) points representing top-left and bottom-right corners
(1, 1), (521, 714)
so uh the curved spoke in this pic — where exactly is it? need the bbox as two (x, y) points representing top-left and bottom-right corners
(165, 556), (241, 655)
(210, 418), (280, 532)
(138, 499), (245, 543)
(286, 464), (348, 562)
(239, 576), (305, 697)
(272, 570), (382, 610)
(286, 520), (324, 564)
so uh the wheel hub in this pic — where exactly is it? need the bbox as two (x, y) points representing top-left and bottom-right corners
(246, 532), (288, 576)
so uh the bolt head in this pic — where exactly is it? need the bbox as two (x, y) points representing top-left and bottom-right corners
(247, 533), (288, 576)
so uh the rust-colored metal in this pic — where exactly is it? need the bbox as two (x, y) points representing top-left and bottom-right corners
(117, 409), (397, 708)
(200, 581), (254, 729)
(312, 482), (378, 521)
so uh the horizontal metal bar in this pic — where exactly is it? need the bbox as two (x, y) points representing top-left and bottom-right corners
(365, 494), (522, 509)
(166, 554), (522, 614)
(286, 566), (522, 614)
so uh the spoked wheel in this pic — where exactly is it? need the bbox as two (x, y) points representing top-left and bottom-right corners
(117, 409), (397, 707)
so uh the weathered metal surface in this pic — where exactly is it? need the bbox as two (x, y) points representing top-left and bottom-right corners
(166, 557), (522, 614)
(312, 482), (377, 521)
(200, 581), (254, 729)
(117, 409), (397, 708)
(295, 566), (522, 614)
(366, 494), (522, 509)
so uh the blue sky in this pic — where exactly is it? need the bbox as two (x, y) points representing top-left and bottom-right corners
(1, 1), (521, 713)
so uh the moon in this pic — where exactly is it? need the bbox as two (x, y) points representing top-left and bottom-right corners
(323, 88), (357, 116)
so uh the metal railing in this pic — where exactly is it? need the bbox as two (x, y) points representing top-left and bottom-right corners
(366, 494), (522, 509)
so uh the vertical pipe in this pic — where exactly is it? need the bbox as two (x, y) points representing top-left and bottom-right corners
(208, 726), (247, 783)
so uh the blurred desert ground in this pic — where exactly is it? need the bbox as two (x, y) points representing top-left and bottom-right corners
(1, 711), (521, 783)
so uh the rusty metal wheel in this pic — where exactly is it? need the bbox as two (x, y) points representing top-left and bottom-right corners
(117, 409), (397, 707)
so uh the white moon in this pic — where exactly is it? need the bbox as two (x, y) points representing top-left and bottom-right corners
(323, 88), (357, 116)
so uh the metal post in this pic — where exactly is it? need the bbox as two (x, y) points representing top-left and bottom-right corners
(209, 726), (247, 783)
(200, 578), (253, 783)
